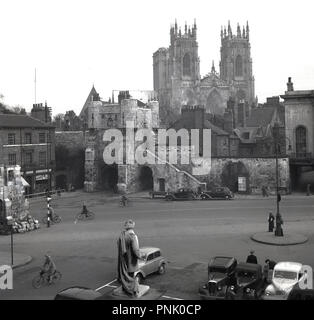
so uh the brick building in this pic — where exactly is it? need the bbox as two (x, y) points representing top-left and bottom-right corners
(0, 114), (55, 194)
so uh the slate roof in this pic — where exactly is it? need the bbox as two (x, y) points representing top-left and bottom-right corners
(246, 107), (276, 127)
(0, 114), (54, 128)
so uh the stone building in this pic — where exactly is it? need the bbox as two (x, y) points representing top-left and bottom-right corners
(31, 102), (52, 123)
(153, 21), (256, 126)
(281, 78), (314, 190)
(0, 114), (56, 194)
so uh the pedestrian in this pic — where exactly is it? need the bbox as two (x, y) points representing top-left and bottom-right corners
(307, 184), (311, 196)
(268, 212), (275, 232)
(264, 259), (276, 283)
(275, 212), (284, 236)
(246, 250), (258, 264)
(261, 186), (266, 197)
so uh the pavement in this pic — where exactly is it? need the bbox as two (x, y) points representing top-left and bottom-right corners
(0, 251), (32, 269)
(251, 232), (308, 246)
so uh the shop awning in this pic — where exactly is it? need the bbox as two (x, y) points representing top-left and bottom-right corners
(21, 177), (30, 187)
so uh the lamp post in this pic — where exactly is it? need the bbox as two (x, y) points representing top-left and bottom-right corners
(6, 216), (14, 266)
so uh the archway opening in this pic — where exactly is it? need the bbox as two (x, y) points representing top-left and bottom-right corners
(101, 164), (118, 192)
(56, 174), (67, 190)
(206, 90), (224, 115)
(221, 161), (249, 193)
(138, 166), (153, 191)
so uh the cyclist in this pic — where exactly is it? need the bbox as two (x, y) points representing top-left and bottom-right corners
(42, 254), (56, 284)
(120, 194), (128, 207)
(82, 203), (89, 217)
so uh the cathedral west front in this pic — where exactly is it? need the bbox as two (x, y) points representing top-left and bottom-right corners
(153, 20), (256, 127)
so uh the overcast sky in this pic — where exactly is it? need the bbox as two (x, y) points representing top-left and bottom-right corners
(1, 0), (314, 116)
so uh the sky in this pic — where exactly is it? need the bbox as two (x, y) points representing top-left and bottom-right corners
(1, 0), (314, 116)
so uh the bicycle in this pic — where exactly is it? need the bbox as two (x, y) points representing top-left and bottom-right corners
(75, 210), (95, 221)
(42, 214), (61, 225)
(119, 197), (131, 207)
(32, 270), (62, 289)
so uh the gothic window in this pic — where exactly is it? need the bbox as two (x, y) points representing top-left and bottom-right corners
(235, 55), (243, 77)
(206, 90), (223, 115)
(183, 53), (191, 76)
(295, 126), (307, 157)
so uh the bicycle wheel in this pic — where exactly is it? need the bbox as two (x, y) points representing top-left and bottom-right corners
(76, 213), (84, 221)
(53, 215), (61, 223)
(86, 211), (95, 220)
(32, 274), (44, 289)
(52, 271), (62, 283)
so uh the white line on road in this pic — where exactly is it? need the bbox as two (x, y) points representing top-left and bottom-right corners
(95, 279), (184, 300)
(95, 279), (118, 291)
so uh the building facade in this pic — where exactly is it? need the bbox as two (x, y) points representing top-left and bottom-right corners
(0, 114), (56, 194)
(153, 21), (256, 126)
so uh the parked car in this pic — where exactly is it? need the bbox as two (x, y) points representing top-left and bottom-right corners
(149, 191), (167, 199)
(227, 262), (266, 300)
(262, 262), (307, 300)
(199, 256), (237, 300)
(134, 247), (167, 283)
(165, 189), (197, 201)
(200, 187), (233, 200)
(287, 288), (314, 300)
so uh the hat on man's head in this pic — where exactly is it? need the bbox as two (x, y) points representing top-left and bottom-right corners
(124, 219), (135, 230)
(250, 250), (255, 254)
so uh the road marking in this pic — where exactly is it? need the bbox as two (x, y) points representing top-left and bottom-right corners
(95, 279), (118, 291)
(95, 279), (184, 300)
(161, 295), (183, 300)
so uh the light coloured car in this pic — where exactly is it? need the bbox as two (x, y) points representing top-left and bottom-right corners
(134, 247), (167, 283)
(262, 262), (306, 300)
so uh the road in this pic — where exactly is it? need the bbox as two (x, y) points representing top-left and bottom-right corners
(1, 191), (314, 300)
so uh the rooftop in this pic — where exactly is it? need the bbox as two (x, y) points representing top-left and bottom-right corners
(0, 114), (54, 128)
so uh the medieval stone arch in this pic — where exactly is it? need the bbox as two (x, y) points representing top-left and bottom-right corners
(221, 161), (250, 193)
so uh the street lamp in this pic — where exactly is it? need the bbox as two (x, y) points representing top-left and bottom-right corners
(272, 122), (292, 237)
(6, 215), (14, 266)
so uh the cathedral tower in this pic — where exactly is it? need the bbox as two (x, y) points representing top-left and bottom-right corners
(220, 21), (255, 126)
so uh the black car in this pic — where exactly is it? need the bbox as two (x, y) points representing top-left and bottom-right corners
(227, 262), (266, 300)
(165, 189), (197, 201)
(199, 256), (237, 300)
(200, 187), (233, 200)
(287, 288), (314, 300)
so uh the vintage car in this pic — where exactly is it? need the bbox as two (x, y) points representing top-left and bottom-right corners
(262, 262), (307, 300)
(134, 247), (167, 283)
(200, 187), (233, 200)
(199, 256), (237, 300)
(165, 189), (197, 201)
(227, 262), (266, 300)
(149, 191), (167, 199)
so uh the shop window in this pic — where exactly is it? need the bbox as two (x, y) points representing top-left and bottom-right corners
(8, 133), (16, 145)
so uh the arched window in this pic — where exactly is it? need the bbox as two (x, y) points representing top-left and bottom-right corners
(295, 126), (307, 157)
(183, 53), (191, 76)
(235, 55), (243, 77)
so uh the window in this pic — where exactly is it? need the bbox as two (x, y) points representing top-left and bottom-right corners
(8, 133), (16, 145)
(295, 126), (307, 156)
(8, 153), (16, 165)
(154, 251), (161, 258)
(39, 132), (46, 143)
(238, 177), (247, 192)
(39, 151), (46, 166)
(235, 55), (243, 77)
(146, 254), (154, 261)
(242, 132), (250, 139)
(183, 53), (191, 76)
(24, 152), (33, 164)
(25, 133), (32, 144)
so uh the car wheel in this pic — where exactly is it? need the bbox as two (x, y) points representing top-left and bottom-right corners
(136, 273), (143, 284)
(165, 196), (172, 201)
(158, 263), (166, 275)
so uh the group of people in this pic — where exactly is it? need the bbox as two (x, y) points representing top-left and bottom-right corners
(246, 250), (276, 279)
(268, 212), (284, 236)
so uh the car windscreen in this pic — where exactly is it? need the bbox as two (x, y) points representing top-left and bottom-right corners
(209, 267), (227, 274)
(274, 270), (297, 280)
(237, 271), (257, 279)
